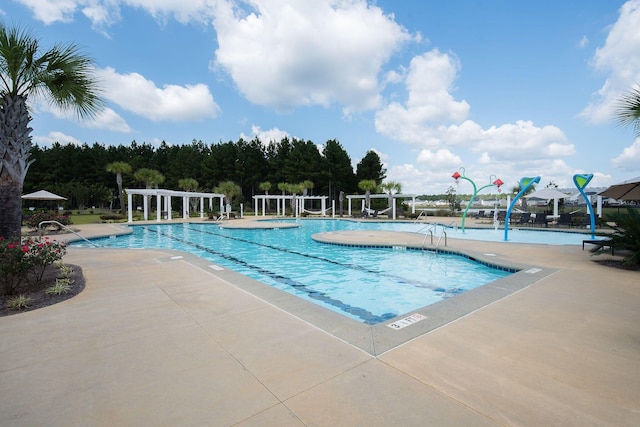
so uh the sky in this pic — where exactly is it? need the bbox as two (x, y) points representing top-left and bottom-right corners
(2, 0), (640, 195)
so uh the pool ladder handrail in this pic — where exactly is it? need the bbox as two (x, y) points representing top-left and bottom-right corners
(38, 220), (100, 247)
(413, 210), (429, 223)
(419, 221), (454, 251)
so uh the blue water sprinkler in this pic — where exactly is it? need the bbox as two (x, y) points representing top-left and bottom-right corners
(504, 176), (541, 241)
(573, 174), (595, 239)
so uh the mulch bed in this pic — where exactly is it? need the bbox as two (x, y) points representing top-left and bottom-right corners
(593, 260), (640, 271)
(0, 264), (85, 317)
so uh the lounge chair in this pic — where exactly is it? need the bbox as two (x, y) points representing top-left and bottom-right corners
(516, 212), (532, 225)
(474, 210), (485, 219)
(556, 213), (573, 228)
(583, 239), (614, 255)
(532, 213), (550, 227)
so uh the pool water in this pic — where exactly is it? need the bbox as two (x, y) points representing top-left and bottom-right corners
(79, 220), (515, 324)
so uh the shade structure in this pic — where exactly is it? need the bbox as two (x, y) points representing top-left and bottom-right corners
(524, 188), (570, 200)
(599, 176), (640, 201)
(524, 188), (570, 218)
(21, 190), (67, 200)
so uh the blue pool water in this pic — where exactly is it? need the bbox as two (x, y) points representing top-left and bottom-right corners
(77, 220), (519, 324)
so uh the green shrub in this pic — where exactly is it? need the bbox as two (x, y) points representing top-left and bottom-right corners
(23, 211), (70, 231)
(601, 207), (640, 266)
(58, 265), (75, 279)
(0, 237), (67, 295)
(99, 213), (126, 221)
(7, 294), (32, 310)
(46, 278), (73, 295)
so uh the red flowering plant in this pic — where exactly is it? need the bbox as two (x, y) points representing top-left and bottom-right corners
(22, 237), (67, 284)
(24, 211), (71, 232)
(0, 236), (67, 295)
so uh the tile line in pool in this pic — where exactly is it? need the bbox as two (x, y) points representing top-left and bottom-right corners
(145, 226), (396, 324)
(184, 225), (456, 294)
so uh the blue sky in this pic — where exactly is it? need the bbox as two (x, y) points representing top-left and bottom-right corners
(3, 0), (640, 194)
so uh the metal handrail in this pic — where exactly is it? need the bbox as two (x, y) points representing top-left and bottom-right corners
(420, 229), (434, 249)
(435, 230), (447, 248)
(38, 221), (100, 247)
(413, 210), (428, 223)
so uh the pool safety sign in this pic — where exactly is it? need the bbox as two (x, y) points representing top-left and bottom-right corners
(388, 313), (427, 330)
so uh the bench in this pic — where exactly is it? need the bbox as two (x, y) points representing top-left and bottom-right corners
(582, 239), (614, 255)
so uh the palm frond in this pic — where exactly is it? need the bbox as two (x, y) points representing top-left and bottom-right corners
(614, 85), (640, 139)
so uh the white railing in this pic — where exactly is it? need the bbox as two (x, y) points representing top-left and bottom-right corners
(38, 221), (100, 247)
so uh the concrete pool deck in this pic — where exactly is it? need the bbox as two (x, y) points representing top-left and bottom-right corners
(1, 218), (639, 426)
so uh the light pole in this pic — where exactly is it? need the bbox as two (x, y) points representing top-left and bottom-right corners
(452, 168), (503, 232)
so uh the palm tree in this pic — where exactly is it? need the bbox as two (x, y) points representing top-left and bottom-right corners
(358, 179), (378, 214)
(0, 24), (103, 238)
(214, 181), (242, 218)
(258, 181), (272, 212)
(299, 180), (314, 213)
(134, 168), (165, 190)
(379, 181), (402, 216)
(134, 168), (165, 214)
(614, 85), (640, 139)
(106, 161), (132, 215)
(178, 178), (199, 212)
(258, 181), (272, 194)
(510, 183), (536, 211)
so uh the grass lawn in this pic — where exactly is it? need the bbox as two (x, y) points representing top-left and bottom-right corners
(69, 214), (104, 225)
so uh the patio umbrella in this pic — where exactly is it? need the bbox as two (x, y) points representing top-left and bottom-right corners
(21, 190), (67, 200)
(598, 176), (640, 201)
(525, 188), (569, 217)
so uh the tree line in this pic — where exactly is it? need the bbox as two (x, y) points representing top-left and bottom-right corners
(24, 137), (387, 211)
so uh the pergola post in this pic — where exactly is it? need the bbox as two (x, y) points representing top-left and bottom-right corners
(156, 194), (162, 222)
(183, 196), (189, 219)
(143, 194), (149, 220)
(127, 193), (133, 223)
(200, 197), (205, 219)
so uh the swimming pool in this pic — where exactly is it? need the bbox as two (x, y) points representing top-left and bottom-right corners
(79, 220), (514, 324)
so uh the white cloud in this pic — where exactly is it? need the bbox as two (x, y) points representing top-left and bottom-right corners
(579, 35), (589, 48)
(32, 95), (131, 133)
(85, 107), (132, 132)
(375, 50), (470, 145)
(612, 138), (640, 170)
(451, 120), (575, 161)
(14, 0), (215, 27)
(581, 0), (640, 124)
(33, 131), (82, 147)
(369, 44), (581, 193)
(416, 148), (462, 166)
(96, 67), (220, 122)
(15, 0), (78, 24)
(240, 125), (290, 145)
(212, 0), (414, 113)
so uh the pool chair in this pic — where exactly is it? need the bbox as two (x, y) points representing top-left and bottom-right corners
(516, 212), (532, 225)
(532, 213), (550, 227)
(555, 213), (573, 228)
(474, 210), (485, 219)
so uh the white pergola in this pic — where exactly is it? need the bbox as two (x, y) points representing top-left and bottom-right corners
(253, 195), (331, 217)
(126, 188), (225, 223)
(346, 193), (417, 219)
